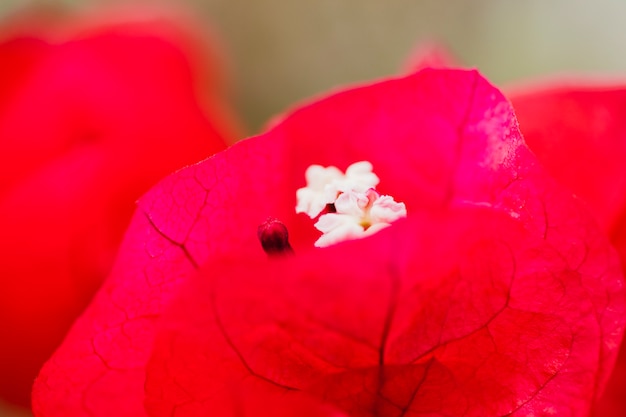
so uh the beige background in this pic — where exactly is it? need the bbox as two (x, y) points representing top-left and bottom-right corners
(2, 0), (626, 415)
(3, 0), (626, 132)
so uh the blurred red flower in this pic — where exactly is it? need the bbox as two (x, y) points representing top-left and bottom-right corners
(0, 7), (240, 407)
(32, 69), (625, 416)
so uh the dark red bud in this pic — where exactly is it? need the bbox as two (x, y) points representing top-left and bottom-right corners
(257, 217), (294, 257)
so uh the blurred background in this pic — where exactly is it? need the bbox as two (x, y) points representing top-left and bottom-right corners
(3, 0), (626, 133)
(2, 0), (626, 415)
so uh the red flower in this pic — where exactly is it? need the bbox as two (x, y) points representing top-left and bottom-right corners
(32, 69), (625, 416)
(0, 8), (240, 407)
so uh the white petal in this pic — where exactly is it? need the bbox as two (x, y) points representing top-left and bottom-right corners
(369, 196), (407, 224)
(334, 191), (369, 217)
(305, 165), (343, 189)
(295, 188), (327, 217)
(314, 214), (365, 247)
(335, 161), (380, 194)
(295, 165), (344, 217)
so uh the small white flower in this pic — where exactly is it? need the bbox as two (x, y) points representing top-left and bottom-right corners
(296, 161), (406, 247)
(313, 189), (406, 247)
(295, 161), (379, 218)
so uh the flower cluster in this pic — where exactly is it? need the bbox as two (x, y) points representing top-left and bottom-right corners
(296, 161), (406, 247)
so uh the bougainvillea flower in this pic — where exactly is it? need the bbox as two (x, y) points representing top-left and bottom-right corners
(0, 7), (240, 407)
(33, 69), (625, 416)
(407, 43), (626, 416)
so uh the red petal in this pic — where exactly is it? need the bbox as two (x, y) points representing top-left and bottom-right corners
(509, 84), (626, 416)
(0, 10), (238, 406)
(511, 85), (626, 239)
(146, 207), (618, 416)
(33, 69), (625, 416)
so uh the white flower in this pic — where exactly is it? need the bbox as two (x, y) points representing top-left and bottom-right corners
(314, 189), (406, 247)
(295, 161), (379, 218)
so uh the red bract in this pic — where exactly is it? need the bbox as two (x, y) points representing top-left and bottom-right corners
(0, 9), (239, 407)
(510, 85), (626, 417)
(510, 85), (626, 260)
(408, 47), (626, 415)
(33, 69), (625, 416)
